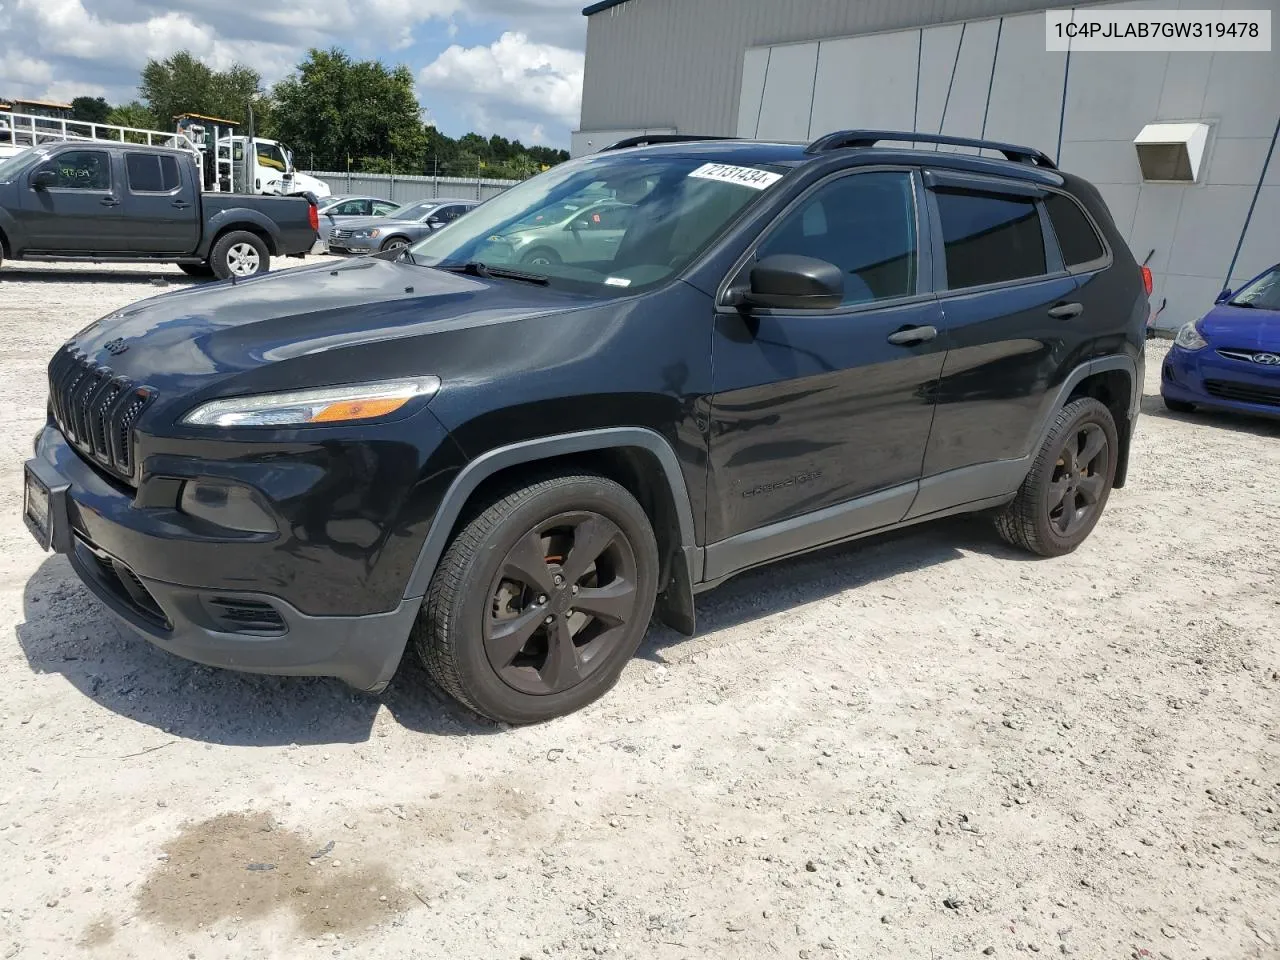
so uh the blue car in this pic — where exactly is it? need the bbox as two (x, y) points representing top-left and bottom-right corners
(1162, 263), (1280, 418)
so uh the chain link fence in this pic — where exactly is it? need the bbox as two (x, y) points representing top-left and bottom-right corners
(303, 169), (521, 205)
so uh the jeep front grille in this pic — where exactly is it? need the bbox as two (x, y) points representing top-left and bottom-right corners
(49, 345), (154, 483)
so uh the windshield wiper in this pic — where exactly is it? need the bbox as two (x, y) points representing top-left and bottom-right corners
(438, 261), (550, 286)
(1227, 299), (1255, 308)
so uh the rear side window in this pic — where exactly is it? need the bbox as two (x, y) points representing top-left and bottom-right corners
(936, 190), (1046, 289)
(1044, 193), (1105, 267)
(126, 154), (180, 193)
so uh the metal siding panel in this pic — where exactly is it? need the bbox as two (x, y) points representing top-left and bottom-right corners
(754, 42), (819, 142)
(916, 24), (966, 135)
(1230, 187), (1280, 288)
(981, 13), (1065, 156)
(579, 0), (1080, 136)
(737, 47), (770, 138)
(807, 32), (921, 140)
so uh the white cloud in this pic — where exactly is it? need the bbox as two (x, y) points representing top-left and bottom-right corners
(418, 31), (583, 139)
(0, 0), (586, 145)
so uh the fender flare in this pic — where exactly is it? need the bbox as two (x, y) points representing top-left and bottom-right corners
(402, 427), (701, 601)
(199, 208), (284, 258)
(1023, 354), (1139, 461)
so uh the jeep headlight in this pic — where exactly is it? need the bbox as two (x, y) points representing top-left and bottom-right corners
(1173, 321), (1208, 351)
(182, 377), (441, 427)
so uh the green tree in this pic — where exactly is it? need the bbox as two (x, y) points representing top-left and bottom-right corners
(105, 101), (157, 130)
(139, 51), (268, 132)
(272, 48), (426, 171)
(70, 96), (110, 124)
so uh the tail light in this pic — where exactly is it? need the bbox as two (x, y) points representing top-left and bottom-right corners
(1141, 265), (1153, 296)
(308, 202), (319, 232)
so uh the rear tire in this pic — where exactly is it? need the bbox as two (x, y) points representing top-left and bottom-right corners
(210, 231), (270, 280)
(1162, 395), (1195, 414)
(995, 398), (1118, 558)
(178, 262), (215, 278)
(415, 474), (659, 724)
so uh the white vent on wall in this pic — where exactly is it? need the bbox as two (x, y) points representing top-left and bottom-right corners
(1134, 122), (1211, 182)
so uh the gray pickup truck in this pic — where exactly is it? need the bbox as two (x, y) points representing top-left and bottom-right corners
(0, 141), (317, 279)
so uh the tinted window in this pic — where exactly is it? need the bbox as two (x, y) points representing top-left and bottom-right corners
(936, 190), (1046, 289)
(330, 199), (369, 215)
(757, 171), (917, 305)
(126, 153), (179, 192)
(35, 150), (110, 190)
(1044, 193), (1105, 267)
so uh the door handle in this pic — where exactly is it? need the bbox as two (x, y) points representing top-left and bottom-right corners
(172, 200), (191, 209)
(99, 197), (120, 207)
(886, 325), (938, 346)
(1048, 301), (1084, 320)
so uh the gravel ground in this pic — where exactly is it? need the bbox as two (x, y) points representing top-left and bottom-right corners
(0, 260), (1277, 960)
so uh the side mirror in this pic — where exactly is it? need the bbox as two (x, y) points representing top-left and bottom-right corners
(32, 169), (58, 190)
(1214, 288), (1232, 305)
(427, 217), (445, 228)
(739, 254), (844, 310)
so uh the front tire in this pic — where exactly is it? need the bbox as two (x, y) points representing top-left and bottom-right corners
(995, 398), (1119, 558)
(210, 231), (270, 280)
(520, 247), (561, 266)
(416, 474), (659, 724)
(380, 237), (410, 252)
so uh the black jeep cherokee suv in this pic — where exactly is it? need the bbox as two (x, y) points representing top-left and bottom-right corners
(24, 130), (1147, 724)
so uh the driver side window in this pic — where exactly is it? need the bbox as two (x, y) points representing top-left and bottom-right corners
(755, 171), (918, 306)
(36, 150), (111, 191)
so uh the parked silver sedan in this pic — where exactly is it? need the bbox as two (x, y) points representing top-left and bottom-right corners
(315, 195), (402, 250)
(326, 199), (477, 255)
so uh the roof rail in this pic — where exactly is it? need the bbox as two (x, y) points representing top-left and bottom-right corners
(601, 134), (737, 151)
(806, 130), (1057, 169)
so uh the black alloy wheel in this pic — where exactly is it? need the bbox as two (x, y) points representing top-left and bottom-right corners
(1046, 421), (1110, 537)
(417, 474), (659, 724)
(484, 512), (640, 695)
(995, 397), (1119, 557)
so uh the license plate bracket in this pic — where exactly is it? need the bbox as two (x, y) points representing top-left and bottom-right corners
(23, 459), (69, 553)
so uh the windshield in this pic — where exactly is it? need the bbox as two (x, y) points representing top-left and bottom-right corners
(388, 200), (437, 221)
(1229, 266), (1280, 311)
(408, 153), (786, 293)
(0, 146), (47, 182)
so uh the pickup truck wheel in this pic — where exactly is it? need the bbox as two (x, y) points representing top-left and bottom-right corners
(995, 398), (1118, 558)
(211, 231), (270, 280)
(416, 474), (659, 724)
(178, 263), (215, 278)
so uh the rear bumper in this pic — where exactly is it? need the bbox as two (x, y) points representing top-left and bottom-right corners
(1161, 345), (1280, 419)
(24, 428), (421, 692)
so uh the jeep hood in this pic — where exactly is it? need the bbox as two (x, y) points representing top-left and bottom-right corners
(67, 256), (593, 394)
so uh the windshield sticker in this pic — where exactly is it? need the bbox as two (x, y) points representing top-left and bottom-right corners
(688, 162), (782, 191)
(604, 277), (632, 287)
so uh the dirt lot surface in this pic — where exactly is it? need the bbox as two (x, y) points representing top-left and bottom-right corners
(0, 260), (1277, 960)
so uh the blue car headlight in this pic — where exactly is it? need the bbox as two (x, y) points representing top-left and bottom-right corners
(1173, 321), (1208, 351)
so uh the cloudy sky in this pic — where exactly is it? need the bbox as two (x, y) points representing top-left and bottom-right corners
(0, 0), (589, 147)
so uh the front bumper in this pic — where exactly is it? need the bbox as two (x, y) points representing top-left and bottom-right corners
(1161, 345), (1280, 419)
(327, 239), (375, 254)
(23, 426), (425, 692)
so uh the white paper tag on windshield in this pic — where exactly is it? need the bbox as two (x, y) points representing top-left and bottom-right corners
(688, 162), (782, 191)
(604, 277), (632, 287)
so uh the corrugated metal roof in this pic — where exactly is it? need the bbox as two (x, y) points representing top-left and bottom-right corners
(583, 0), (629, 15)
